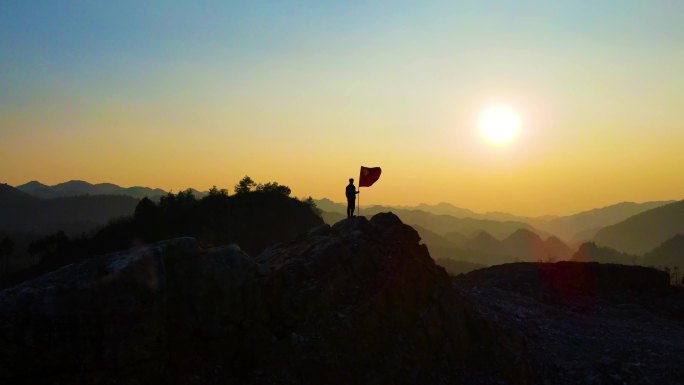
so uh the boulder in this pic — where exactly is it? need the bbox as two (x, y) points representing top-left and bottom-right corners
(0, 213), (526, 384)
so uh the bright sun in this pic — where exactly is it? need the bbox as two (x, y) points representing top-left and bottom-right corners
(478, 106), (521, 145)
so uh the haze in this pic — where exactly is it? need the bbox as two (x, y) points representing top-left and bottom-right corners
(2, 1), (683, 216)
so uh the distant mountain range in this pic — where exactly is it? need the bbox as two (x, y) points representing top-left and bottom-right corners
(16, 180), (169, 200)
(314, 197), (683, 269)
(4, 181), (681, 265)
(315, 198), (533, 223)
(644, 234), (684, 268)
(571, 231), (684, 271)
(315, 198), (674, 244)
(571, 242), (636, 265)
(592, 200), (684, 255)
(0, 183), (139, 236)
(315, 199), (544, 239)
(532, 201), (674, 243)
(413, 226), (573, 266)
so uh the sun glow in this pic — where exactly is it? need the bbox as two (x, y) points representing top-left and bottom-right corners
(479, 106), (521, 145)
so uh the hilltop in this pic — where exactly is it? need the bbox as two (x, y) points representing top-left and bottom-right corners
(2, 213), (683, 384)
(0, 214), (525, 384)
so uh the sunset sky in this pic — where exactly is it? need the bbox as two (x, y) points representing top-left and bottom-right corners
(2, 1), (683, 216)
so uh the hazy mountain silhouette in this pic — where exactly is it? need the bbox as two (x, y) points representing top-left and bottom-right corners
(0, 183), (35, 203)
(361, 206), (544, 239)
(316, 198), (675, 245)
(410, 202), (479, 218)
(0, 183), (138, 235)
(501, 229), (548, 261)
(592, 200), (684, 255)
(315, 199), (546, 241)
(410, 225), (497, 268)
(411, 224), (459, 250)
(15, 181), (59, 199)
(533, 200), (674, 243)
(464, 230), (506, 257)
(442, 231), (469, 246)
(644, 234), (684, 267)
(571, 242), (636, 264)
(320, 210), (345, 224)
(319, 199), (533, 222)
(313, 198), (347, 213)
(16, 180), (169, 200)
(545, 235), (573, 259)
(411, 224), (572, 267)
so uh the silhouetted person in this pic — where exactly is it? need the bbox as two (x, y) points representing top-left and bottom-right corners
(346, 178), (359, 218)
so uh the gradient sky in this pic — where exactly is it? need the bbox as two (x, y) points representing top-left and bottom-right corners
(2, 1), (683, 216)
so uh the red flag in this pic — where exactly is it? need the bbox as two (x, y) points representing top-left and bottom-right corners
(359, 166), (382, 187)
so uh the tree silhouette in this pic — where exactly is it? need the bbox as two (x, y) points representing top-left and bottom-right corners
(304, 196), (322, 216)
(208, 185), (229, 197)
(255, 182), (291, 196)
(234, 176), (256, 194)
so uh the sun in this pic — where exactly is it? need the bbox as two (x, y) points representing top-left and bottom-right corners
(478, 105), (521, 145)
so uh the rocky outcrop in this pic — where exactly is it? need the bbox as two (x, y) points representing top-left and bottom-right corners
(0, 213), (525, 385)
(458, 261), (669, 297)
(455, 263), (684, 385)
(5, 212), (681, 385)
(0, 238), (170, 384)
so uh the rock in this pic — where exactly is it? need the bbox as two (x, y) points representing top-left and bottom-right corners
(459, 261), (670, 297)
(307, 224), (333, 237)
(455, 259), (684, 385)
(0, 213), (528, 385)
(0, 237), (173, 383)
(5, 212), (683, 385)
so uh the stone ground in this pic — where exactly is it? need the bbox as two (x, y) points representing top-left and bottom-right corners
(455, 264), (684, 385)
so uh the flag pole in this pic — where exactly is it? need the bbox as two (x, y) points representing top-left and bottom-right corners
(357, 188), (360, 217)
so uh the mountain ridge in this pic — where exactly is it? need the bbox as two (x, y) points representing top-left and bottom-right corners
(592, 200), (684, 255)
(315, 198), (675, 244)
(16, 180), (171, 200)
(0, 184), (139, 236)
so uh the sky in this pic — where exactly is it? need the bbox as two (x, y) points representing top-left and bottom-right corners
(1, 1), (683, 216)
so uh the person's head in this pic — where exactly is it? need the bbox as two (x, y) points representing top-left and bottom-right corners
(349, 178), (354, 184)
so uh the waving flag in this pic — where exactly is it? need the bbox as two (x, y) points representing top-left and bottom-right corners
(359, 166), (382, 187)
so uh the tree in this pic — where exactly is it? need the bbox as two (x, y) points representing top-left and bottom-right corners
(234, 176), (256, 195)
(304, 196), (322, 216)
(255, 182), (291, 196)
(134, 197), (163, 241)
(134, 197), (159, 219)
(208, 185), (229, 197)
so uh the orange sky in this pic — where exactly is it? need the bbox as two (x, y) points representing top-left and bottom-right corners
(2, 2), (683, 216)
